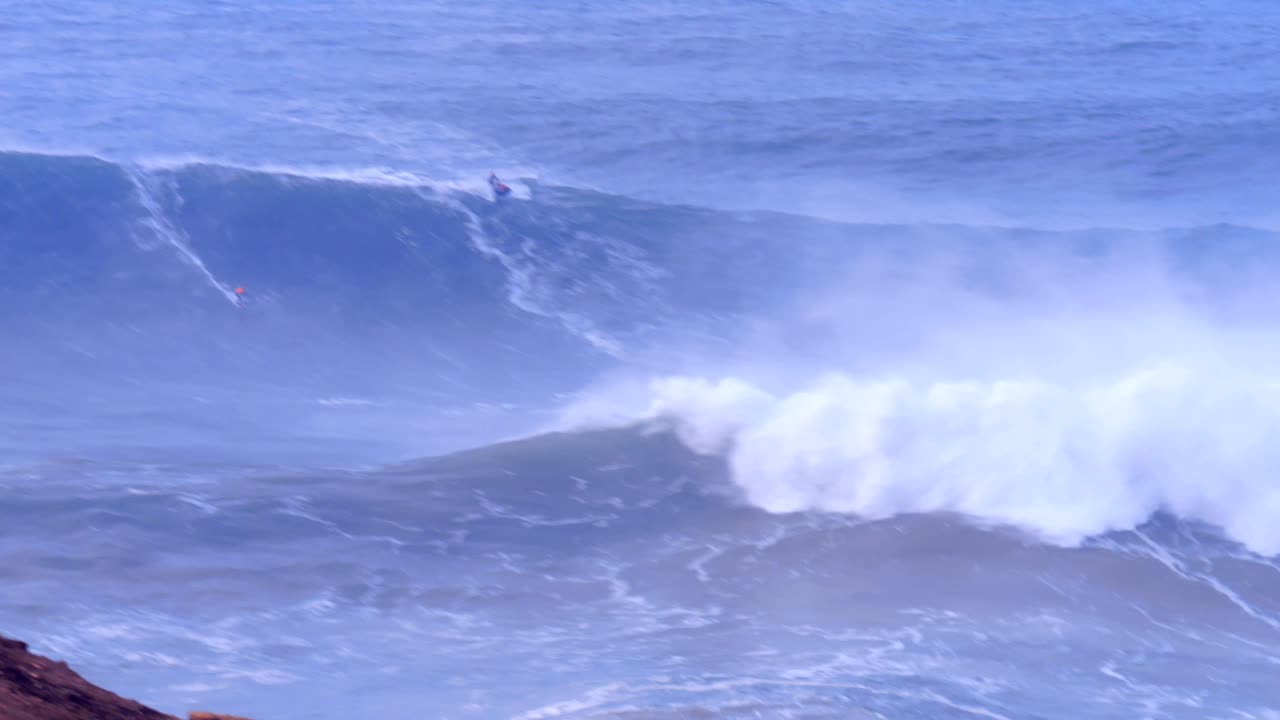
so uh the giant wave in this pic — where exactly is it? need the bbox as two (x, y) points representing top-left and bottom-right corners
(7, 149), (1280, 555)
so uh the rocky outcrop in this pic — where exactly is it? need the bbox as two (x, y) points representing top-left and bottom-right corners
(0, 634), (253, 720)
(0, 635), (176, 720)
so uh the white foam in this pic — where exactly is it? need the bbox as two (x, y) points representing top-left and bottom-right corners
(514, 683), (628, 720)
(169, 682), (221, 693)
(315, 396), (379, 407)
(439, 191), (625, 357)
(2, 143), (543, 198)
(135, 154), (441, 188)
(124, 167), (241, 305)
(552, 224), (1280, 557)
(588, 364), (1280, 554)
(119, 650), (183, 667)
(214, 667), (301, 686)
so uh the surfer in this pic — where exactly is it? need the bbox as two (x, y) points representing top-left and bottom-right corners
(488, 172), (511, 198)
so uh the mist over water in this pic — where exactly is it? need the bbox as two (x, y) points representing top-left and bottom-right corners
(556, 227), (1280, 553)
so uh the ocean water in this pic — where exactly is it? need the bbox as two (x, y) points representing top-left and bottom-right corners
(4, 2), (1280, 718)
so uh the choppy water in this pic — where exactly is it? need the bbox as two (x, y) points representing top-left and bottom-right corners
(4, 2), (1280, 718)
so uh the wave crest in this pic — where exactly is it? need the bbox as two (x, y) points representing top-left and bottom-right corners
(641, 367), (1280, 553)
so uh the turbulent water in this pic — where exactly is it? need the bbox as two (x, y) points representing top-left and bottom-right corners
(5, 2), (1280, 718)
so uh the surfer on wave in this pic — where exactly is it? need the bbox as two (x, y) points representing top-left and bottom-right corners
(489, 172), (511, 198)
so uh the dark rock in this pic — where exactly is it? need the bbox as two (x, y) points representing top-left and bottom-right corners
(0, 634), (176, 720)
(0, 634), (254, 720)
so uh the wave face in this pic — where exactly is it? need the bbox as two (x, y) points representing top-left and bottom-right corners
(1, 152), (655, 461)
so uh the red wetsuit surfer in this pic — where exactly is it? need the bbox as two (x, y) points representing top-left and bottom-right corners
(489, 172), (511, 197)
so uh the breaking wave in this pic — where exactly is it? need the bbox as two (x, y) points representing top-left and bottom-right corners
(631, 368), (1280, 553)
(8, 148), (1280, 553)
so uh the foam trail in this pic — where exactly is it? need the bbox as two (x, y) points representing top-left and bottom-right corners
(427, 188), (624, 357)
(1120, 530), (1280, 632)
(124, 166), (240, 306)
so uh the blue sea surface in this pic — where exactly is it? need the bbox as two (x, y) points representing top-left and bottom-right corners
(4, 2), (1280, 718)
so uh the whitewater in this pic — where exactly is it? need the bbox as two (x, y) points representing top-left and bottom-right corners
(4, 2), (1280, 718)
